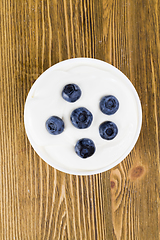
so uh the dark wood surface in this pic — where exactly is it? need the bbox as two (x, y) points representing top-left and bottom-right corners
(0, 0), (159, 239)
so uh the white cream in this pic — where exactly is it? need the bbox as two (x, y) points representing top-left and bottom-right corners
(24, 58), (142, 175)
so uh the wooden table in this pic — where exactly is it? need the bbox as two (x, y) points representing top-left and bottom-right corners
(0, 0), (159, 239)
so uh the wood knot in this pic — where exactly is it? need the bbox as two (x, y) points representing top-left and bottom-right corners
(111, 181), (115, 188)
(130, 166), (145, 180)
(111, 181), (116, 188)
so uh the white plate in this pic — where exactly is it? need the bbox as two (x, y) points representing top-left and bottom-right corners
(24, 58), (142, 175)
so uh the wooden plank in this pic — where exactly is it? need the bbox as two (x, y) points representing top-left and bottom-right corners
(0, 0), (159, 239)
(103, 0), (160, 239)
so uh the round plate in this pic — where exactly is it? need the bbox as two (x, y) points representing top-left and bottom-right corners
(24, 58), (142, 175)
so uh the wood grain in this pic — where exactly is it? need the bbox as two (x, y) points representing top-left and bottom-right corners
(0, 0), (159, 239)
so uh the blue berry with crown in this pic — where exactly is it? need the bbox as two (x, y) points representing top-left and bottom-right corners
(100, 95), (119, 115)
(75, 138), (96, 158)
(46, 116), (64, 135)
(70, 107), (93, 129)
(62, 83), (81, 103)
(99, 121), (118, 140)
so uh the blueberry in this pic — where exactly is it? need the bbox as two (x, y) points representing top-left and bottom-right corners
(46, 116), (64, 135)
(70, 107), (93, 129)
(100, 95), (119, 115)
(99, 121), (118, 140)
(62, 83), (81, 103)
(75, 138), (96, 158)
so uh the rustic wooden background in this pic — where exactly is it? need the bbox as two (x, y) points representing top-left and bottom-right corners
(0, 0), (160, 239)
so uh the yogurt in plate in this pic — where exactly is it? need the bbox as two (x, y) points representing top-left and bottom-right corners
(24, 58), (142, 175)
